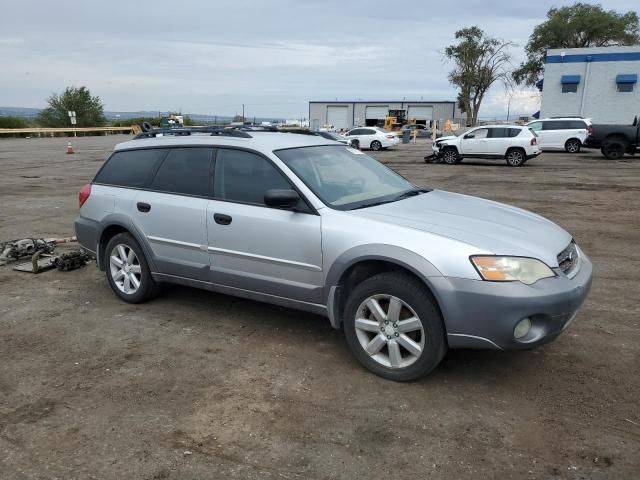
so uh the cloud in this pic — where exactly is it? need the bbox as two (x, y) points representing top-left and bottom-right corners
(1, 0), (638, 117)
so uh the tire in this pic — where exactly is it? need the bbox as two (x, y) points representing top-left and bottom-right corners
(351, 139), (360, 150)
(343, 272), (447, 381)
(565, 138), (581, 154)
(442, 147), (459, 165)
(370, 140), (382, 151)
(104, 232), (159, 304)
(505, 148), (526, 167)
(602, 140), (626, 160)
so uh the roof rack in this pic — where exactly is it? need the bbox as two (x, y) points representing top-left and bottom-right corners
(133, 126), (252, 139)
(235, 125), (318, 136)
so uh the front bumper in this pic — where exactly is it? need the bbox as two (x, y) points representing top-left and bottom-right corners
(431, 253), (593, 350)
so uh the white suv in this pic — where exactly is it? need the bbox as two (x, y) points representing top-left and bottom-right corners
(345, 127), (400, 151)
(525, 117), (591, 153)
(429, 125), (541, 167)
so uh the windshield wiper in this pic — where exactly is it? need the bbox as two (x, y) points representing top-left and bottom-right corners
(350, 188), (430, 210)
(392, 188), (430, 201)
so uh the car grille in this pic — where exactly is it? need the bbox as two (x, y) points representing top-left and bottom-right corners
(557, 241), (579, 276)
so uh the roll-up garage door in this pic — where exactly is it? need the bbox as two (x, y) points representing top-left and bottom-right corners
(407, 106), (433, 120)
(327, 106), (349, 130)
(365, 106), (389, 119)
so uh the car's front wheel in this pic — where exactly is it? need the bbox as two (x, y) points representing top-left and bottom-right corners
(370, 140), (382, 151)
(505, 148), (526, 167)
(343, 272), (447, 381)
(105, 232), (159, 303)
(351, 139), (360, 150)
(442, 147), (459, 165)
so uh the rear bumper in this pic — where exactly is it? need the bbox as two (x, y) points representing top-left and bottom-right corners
(527, 149), (542, 159)
(431, 253), (593, 350)
(74, 216), (101, 255)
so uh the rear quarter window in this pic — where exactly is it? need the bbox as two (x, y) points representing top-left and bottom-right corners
(95, 149), (166, 188)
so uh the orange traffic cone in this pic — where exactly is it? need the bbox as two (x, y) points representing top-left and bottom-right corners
(66, 141), (75, 154)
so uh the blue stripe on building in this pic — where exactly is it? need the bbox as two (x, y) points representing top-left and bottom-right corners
(545, 52), (640, 64)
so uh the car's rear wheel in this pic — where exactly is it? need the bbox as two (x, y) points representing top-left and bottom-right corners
(602, 139), (626, 160)
(442, 147), (459, 165)
(105, 232), (158, 303)
(343, 272), (447, 381)
(505, 148), (526, 167)
(370, 140), (382, 151)
(565, 138), (581, 153)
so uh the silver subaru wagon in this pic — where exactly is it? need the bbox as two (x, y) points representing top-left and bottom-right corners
(75, 128), (592, 381)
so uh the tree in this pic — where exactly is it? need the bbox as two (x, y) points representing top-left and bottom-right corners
(232, 115), (245, 123)
(513, 3), (640, 86)
(445, 27), (513, 126)
(37, 86), (106, 127)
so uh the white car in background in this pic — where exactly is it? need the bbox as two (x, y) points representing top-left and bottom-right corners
(429, 125), (541, 167)
(526, 117), (591, 153)
(344, 127), (400, 151)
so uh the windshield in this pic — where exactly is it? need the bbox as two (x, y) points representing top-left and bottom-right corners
(275, 145), (421, 210)
(321, 132), (343, 141)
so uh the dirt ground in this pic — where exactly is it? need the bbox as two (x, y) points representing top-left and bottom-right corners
(0, 135), (638, 479)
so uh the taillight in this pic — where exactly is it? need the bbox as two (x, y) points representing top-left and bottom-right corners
(386, 135), (395, 139)
(79, 183), (92, 208)
(530, 137), (537, 146)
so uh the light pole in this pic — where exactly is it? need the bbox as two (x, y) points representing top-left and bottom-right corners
(242, 104), (245, 123)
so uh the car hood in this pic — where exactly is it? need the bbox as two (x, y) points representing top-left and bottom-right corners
(349, 190), (571, 267)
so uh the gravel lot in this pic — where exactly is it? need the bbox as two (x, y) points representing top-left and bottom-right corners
(1, 135), (638, 479)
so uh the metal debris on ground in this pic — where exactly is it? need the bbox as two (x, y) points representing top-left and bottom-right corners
(53, 250), (90, 271)
(0, 236), (90, 274)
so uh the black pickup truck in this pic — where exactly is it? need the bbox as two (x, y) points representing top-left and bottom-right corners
(584, 116), (639, 159)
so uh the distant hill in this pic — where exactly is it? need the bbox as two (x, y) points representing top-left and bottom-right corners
(0, 106), (284, 124)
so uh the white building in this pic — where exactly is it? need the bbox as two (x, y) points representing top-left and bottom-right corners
(308, 100), (461, 131)
(539, 46), (640, 124)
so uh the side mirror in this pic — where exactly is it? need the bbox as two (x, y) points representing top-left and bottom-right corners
(264, 189), (300, 209)
(464, 133), (475, 139)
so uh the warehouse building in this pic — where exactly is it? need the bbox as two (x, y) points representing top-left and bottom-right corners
(308, 100), (461, 131)
(539, 46), (640, 124)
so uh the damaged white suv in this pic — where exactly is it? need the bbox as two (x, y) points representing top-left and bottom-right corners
(428, 125), (541, 167)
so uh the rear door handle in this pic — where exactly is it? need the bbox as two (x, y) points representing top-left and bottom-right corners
(214, 213), (232, 225)
(137, 202), (151, 213)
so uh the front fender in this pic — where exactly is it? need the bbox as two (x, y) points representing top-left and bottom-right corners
(324, 244), (444, 328)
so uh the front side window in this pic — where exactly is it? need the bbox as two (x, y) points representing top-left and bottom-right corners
(562, 83), (578, 93)
(528, 122), (542, 132)
(276, 145), (418, 210)
(150, 147), (212, 197)
(468, 128), (489, 139)
(95, 148), (166, 188)
(213, 149), (291, 205)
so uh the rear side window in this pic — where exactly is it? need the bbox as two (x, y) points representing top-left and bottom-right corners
(95, 149), (166, 187)
(508, 128), (521, 137)
(150, 147), (212, 197)
(489, 128), (510, 138)
(567, 120), (587, 129)
(213, 149), (291, 205)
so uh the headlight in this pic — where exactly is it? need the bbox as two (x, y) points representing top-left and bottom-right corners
(470, 256), (555, 285)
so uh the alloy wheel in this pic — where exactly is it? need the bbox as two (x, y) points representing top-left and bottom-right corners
(354, 294), (425, 369)
(443, 149), (458, 164)
(109, 244), (142, 294)
(507, 150), (524, 166)
(566, 140), (580, 153)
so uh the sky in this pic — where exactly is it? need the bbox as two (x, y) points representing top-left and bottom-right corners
(1, 0), (638, 119)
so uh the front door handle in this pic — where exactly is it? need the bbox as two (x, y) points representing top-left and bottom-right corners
(137, 202), (151, 213)
(214, 213), (232, 225)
